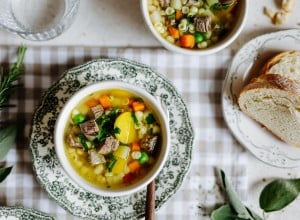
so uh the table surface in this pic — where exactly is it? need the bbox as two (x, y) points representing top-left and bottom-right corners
(1, 1), (300, 220)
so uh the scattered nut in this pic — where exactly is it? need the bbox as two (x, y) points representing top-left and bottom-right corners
(263, 7), (276, 19)
(273, 11), (288, 25)
(263, 0), (295, 25)
(281, 0), (295, 13)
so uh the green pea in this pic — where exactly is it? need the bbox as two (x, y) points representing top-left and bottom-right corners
(73, 114), (85, 124)
(194, 32), (204, 43)
(138, 152), (149, 164)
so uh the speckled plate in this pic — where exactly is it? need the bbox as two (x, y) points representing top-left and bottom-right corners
(0, 207), (54, 220)
(222, 29), (300, 168)
(29, 58), (194, 219)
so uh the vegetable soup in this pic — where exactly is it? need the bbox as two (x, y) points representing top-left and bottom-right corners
(64, 89), (161, 189)
(148, 0), (239, 49)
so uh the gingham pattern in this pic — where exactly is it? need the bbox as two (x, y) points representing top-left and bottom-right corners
(0, 46), (247, 220)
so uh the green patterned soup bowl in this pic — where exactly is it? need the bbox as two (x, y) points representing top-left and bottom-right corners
(54, 81), (170, 197)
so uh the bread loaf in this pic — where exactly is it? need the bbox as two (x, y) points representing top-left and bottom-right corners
(238, 51), (300, 147)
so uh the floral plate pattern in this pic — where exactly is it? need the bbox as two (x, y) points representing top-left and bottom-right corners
(222, 29), (300, 168)
(29, 58), (194, 219)
(0, 207), (54, 220)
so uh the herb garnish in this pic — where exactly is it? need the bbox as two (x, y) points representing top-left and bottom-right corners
(0, 46), (26, 183)
(211, 168), (263, 220)
(259, 178), (300, 212)
(96, 108), (120, 142)
(213, 169), (300, 218)
(0, 46), (27, 108)
(145, 113), (155, 124)
(131, 111), (139, 126)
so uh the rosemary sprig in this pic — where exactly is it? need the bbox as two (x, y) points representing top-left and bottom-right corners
(0, 46), (27, 108)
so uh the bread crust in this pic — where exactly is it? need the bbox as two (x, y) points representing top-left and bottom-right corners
(259, 50), (300, 75)
(239, 74), (300, 99)
(237, 50), (300, 147)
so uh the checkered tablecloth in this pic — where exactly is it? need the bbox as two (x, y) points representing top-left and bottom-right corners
(0, 46), (247, 220)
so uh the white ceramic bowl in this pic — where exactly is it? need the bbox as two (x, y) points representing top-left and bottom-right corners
(54, 81), (170, 197)
(141, 0), (248, 56)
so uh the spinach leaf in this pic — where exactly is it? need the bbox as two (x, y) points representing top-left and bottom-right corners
(211, 204), (242, 220)
(0, 166), (13, 183)
(259, 178), (300, 212)
(0, 124), (17, 160)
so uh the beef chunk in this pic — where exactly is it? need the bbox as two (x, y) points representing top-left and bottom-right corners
(219, 0), (235, 5)
(140, 135), (158, 153)
(194, 15), (211, 32)
(91, 104), (104, 119)
(79, 120), (99, 141)
(89, 150), (106, 165)
(66, 134), (82, 148)
(159, 0), (170, 8)
(98, 136), (119, 155)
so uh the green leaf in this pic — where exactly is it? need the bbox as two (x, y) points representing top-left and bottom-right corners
(211, 204), (242, 220)
(0, 124), (17, 160)
(0, 166), (13, 183)
(145, 114), (155, 124)
(0, 46), (27, 107)
(217, 168), (263, 220)
(259, 178), (300, 212)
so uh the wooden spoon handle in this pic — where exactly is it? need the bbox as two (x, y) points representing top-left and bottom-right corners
(145, 180), (155, 220)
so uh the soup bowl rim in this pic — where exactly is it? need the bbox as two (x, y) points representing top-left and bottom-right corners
(140, 0), (248, 56)
(54, 80), (170, 197)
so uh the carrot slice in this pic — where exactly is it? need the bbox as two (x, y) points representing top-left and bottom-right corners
(99, 95), (111, 108)
(132, 101), (145, 112)
(86, 98), (99, 107)
(168, 26), (180, 39)
(179, 34), (195, 48)
(175, 10), (183, 21)
(128, 160), (141, 173)
(131, 141), (141, 151)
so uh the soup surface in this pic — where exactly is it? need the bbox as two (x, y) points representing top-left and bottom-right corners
(148, 0), (238, 49)
(64, 89), (161, 189)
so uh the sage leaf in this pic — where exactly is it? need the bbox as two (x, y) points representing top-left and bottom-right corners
(216, 168), (263, 220)
(211, 204), (244, 220)
(259, 178), (300, 212)
(0, 166), (12, 183)
(0, 124), (17, 160)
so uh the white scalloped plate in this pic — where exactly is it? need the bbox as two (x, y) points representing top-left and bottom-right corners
(222, 29), (300, 168)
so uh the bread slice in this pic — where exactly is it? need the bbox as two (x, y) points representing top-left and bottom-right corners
(238, 54), (300, 147)
(260, 50), (300, 81)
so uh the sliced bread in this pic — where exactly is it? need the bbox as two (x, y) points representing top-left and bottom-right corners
(260, 50), (300, 81)
(238, 51), (300, 147)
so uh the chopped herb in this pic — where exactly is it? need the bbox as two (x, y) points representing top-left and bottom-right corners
(211, 3), (231, 10)
(78, 133), (89, 152)
(131, 111), (139, 126)
(108, 158), (117, 172)
(96, 108), (120, 142)
(145, 114), (155, 124)
(150, 127), (154, 135)
(114, 127), (121, 134)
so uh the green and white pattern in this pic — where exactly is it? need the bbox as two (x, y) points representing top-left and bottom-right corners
(0, 207), (54, 220)
(29, 58), (194, 219)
